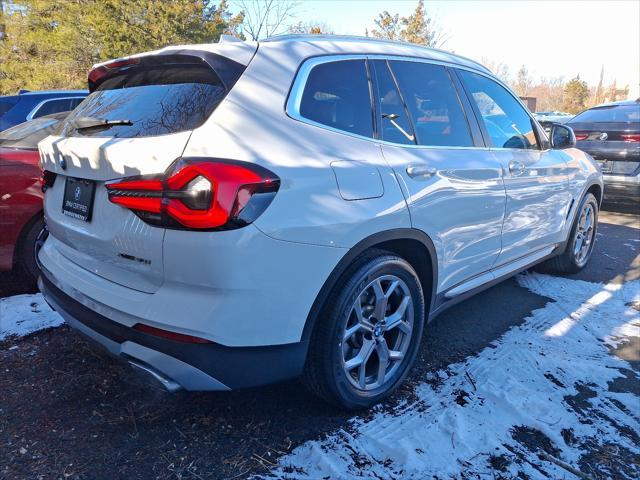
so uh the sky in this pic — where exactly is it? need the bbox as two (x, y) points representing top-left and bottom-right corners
(261, 0), (640, 94)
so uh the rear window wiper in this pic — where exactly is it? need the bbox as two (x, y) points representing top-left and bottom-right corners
(73, 116), (133, 131)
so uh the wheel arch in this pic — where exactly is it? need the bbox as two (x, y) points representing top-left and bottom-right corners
(12, 210), (44, 269)
(586, 182), (602, 206)
(301, 228), (438, 345)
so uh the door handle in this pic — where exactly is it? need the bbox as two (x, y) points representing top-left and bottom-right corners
(508, 160), (526, 176)
(406, 165), (437, 179)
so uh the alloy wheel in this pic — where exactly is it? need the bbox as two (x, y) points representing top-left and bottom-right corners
(573, 202), (595, 266)
(341, 275), (414, 391)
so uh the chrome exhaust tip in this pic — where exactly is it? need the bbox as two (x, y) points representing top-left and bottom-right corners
(127, 358), (183, 393)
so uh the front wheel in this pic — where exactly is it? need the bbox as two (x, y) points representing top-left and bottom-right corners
(543, 193), (598, 274)
(302, 250), (425, 410)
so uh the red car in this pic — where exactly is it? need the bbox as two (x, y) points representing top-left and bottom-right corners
(0, 112), (67, 282)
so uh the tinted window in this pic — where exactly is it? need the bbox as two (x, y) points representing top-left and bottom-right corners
(389, 61), (473, 147)
(372, 60), (415, 145)
(0, 99), (16, 117)
(570, 104), (640, 123)
(299, 60), (373, 138)
(460, 70), (539, 150)
(0, 113), (67, 149)
(32, 98), (79, 118)
(59, 62), (227, 138)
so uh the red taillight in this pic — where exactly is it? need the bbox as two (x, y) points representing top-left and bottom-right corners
(574, 132), (588, 141)
(105, 158), (280, 230)
(40, 170), (57, 192)
(133, 323), (212, 344)
(88, 57), (140, 90)
(621, 134), (640, 142)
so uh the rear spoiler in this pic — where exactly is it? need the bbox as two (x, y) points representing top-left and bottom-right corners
(87, 50), (247, 93)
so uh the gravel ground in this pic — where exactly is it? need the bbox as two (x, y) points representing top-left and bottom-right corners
(0, 204), (638, 480)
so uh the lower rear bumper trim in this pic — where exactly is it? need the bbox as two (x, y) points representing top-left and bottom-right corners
(39, 272), (308, 390)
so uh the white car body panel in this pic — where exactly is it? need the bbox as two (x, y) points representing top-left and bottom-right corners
(36, 35), (603, 392)
(380, 144), (506, 293)
(491, 147), (573, 267)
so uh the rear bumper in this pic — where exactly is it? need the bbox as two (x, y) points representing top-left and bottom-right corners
(39, 271), (307, 391)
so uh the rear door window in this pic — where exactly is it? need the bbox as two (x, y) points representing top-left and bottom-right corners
(58, 58), (233, 138)
(299, 60), (374, 138)
(459, 70), (540, 150)
(388, 61), (473, 147)
(371, 59), (415, 145)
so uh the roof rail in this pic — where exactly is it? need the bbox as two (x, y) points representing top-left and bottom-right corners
(263, 34), (490, 73)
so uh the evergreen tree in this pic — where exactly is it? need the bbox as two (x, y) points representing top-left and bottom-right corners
(371, 0), (445, 47)
(0, 0), (243, 94)
(562, 76), (589, 114)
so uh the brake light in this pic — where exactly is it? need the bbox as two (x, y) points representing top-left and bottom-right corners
(105, 158), (280, 230)
(574, 132), (588, 141)
(40, 170), (57, 192)
(621, 134), (640, 142)
(88, 57), (140, 91)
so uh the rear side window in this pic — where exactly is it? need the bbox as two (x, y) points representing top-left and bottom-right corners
(299, 60), (374, 138)
(460, 70), (539, 150)
(58, 59), (233, 138)
(389, 61), (473, 147)
(570, 104), (640, 123)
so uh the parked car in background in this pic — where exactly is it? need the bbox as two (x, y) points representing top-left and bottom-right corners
(0, 112), (69, 282)
(535, 111), (574, 123)
(567, 99), (640, 203)
(0, 90), (87, 131)
(38, 35), (602, 409)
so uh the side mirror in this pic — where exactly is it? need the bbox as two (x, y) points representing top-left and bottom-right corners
(548, 123), (576, 149)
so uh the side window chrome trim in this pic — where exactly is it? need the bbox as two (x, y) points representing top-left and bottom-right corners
(286, 54), (496, 151)
(26, 96), (85, 121)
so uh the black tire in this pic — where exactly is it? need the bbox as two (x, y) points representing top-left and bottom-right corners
(18, 216), (47, 283)
(541, 193), (598, 274)
(302, 249), (425, 410)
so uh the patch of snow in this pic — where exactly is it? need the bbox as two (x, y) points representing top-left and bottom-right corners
(262, 273), (640, 479)
(0, 293), (64, 342)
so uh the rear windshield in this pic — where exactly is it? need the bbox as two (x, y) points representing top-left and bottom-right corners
(58, 60), (231, 138)
(570, 104), (640, 123)
(0, 113), (67, 149)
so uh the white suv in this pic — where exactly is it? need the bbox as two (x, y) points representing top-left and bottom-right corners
(38, 35), (602, 409)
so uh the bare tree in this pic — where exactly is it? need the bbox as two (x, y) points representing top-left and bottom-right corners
(288, 20), (333, 35)
(235, 0), (298, 40)
(514, 65), (533, 97)
(481, 58), (511, 84)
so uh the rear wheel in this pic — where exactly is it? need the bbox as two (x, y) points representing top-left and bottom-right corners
(302, 250), (425, 410)
(18, 216), (47, 283)
(543, 193), (598, 274)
